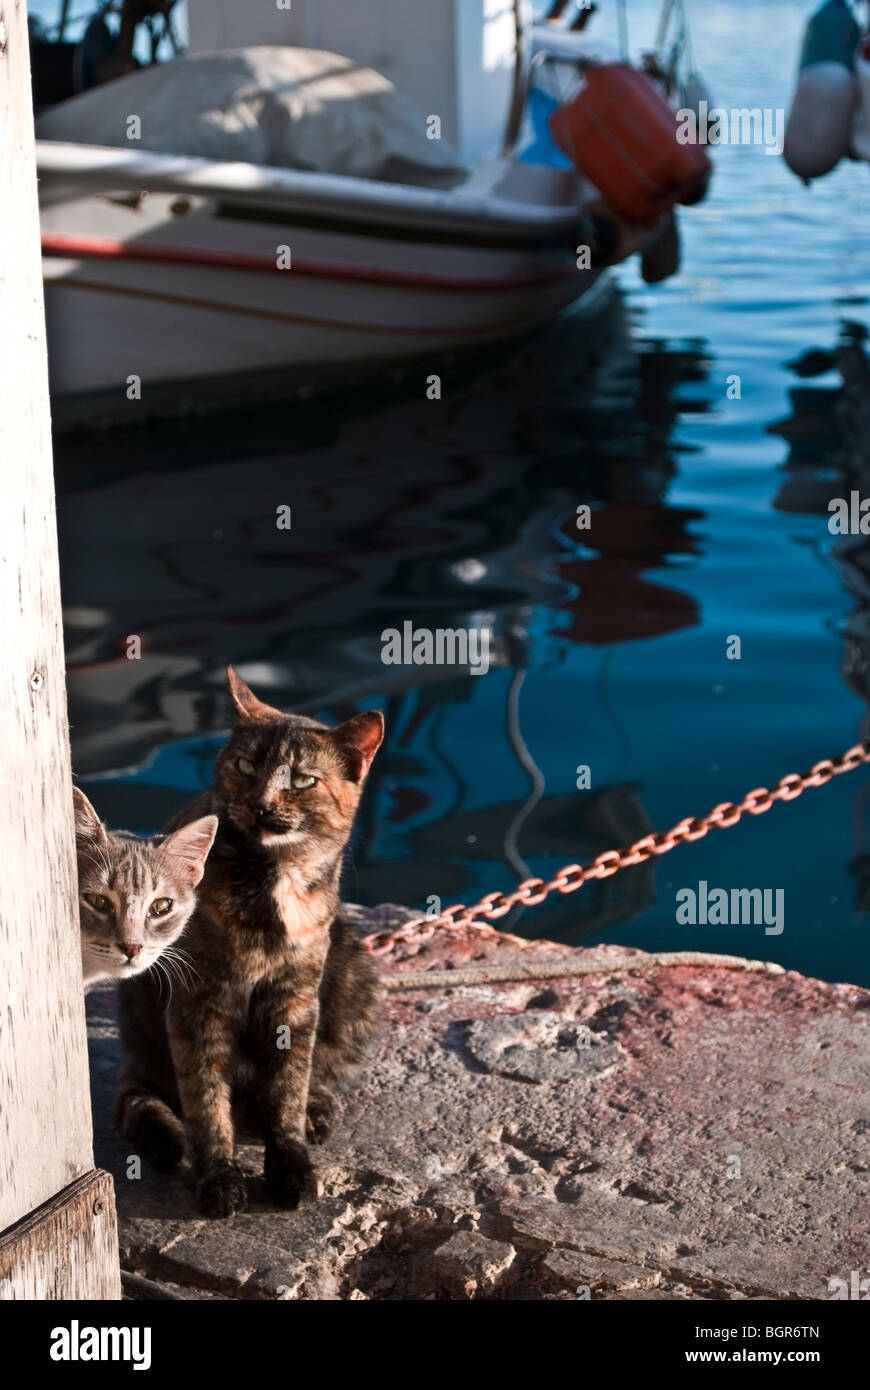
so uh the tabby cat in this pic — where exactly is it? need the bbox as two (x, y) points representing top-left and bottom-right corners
(74, 787), (217, 984)
(116, 668), (384, 1217)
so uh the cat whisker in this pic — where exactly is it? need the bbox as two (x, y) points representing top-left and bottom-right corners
(157, 954), (181, 989)
(89, 837), (114, 880)
(164, 946), (203, 987)
(153, 957), (173, 1014)
(171, 960), (200, 991)
(77, 848), (112, 880)
(161, 949), (198, 991)
(151, 956), (168, 1006)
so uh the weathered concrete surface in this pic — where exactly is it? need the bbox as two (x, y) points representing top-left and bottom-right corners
(85, 905), (870, 1300)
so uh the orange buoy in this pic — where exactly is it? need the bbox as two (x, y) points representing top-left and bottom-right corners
(548, 63), (712, 226)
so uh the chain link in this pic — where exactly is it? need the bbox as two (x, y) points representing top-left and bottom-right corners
(364, 742), (870, 957)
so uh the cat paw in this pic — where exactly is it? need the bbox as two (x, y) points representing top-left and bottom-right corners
(130, 1116), (184, 1174)
(305, 1093), (336, 1145)
(145, 1126), (185, 1174)
(196, 1160), (248, 1218)
(264, 1140), (316, 1209)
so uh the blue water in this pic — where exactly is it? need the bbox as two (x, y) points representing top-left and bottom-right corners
(56, 1), (870, 985)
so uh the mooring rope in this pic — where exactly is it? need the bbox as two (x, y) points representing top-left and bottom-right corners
(365, 741), (870, 957)
(383, 950), (786, 991)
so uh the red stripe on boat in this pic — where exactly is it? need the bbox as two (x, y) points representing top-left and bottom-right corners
(41, 233), (579, 294)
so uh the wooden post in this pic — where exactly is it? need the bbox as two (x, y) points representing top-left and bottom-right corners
(0, 0), (120, 1299)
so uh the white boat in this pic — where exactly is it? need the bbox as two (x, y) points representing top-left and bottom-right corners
(35, 2), (661, 426)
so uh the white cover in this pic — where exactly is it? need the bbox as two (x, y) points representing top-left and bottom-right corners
(36, 45), (467, 189)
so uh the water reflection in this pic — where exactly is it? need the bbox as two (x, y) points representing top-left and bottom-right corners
(58, 280), (716, 940)
(771, 320), (870, 915)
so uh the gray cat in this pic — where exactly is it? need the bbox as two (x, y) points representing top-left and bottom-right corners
(73, 787), (217, 985)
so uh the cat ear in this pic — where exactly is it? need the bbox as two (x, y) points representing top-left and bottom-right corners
(72, 787), (107, 845)
(161, 815), (218, 887)
(331, 711), (384, 783)
(226, 665), (284, 724)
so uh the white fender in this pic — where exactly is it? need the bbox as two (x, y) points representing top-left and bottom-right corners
(784, 60), (857, 180)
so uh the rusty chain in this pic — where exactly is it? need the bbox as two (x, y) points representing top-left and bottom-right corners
(364, 741), (870, 957)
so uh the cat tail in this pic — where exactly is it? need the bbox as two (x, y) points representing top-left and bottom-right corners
(115, 1067), (186, 1174)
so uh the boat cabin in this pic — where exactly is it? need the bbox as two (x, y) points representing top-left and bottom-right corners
(186, 0), (520, 163)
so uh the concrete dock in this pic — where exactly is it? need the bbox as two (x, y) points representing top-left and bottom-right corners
(85, 905), (870, 1300)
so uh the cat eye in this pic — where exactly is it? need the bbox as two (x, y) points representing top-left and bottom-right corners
(237, 758), (256, 776)
(149, 898), (173, 917)
(291, 773), (317, 790)
(83, 892), (110, 913)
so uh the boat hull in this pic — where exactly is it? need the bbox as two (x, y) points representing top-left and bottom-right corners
(41, 170), (599, 426)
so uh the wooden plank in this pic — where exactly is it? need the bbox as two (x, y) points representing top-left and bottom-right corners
(0, 1171), (121, 1300)
(0, 0), (109, 1252)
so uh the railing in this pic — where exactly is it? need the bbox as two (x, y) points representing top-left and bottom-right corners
(502, 0), (598, 157)
(502, 0), (533, 157)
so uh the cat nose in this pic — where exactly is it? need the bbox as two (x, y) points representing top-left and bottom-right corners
(121, 943), (143, 962)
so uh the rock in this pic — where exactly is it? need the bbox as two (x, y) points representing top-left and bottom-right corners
(493, 1193), (681, 1266)
(416, 1231), (516, 1298)
(465, 1012), (622, 1083)
(539, 1248), (660, 1294)
(86, 905), (870, 1301)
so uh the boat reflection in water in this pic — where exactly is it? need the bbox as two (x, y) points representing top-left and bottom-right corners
(59, 281), (713, 944)
(770, 319), (870, 915)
